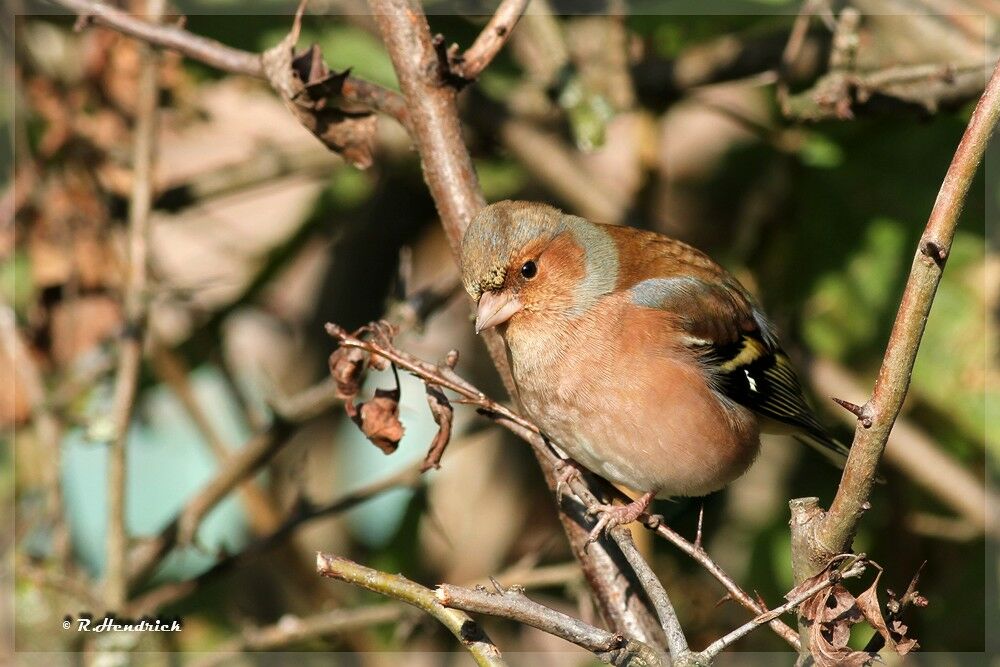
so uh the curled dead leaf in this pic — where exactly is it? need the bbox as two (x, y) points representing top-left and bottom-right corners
(328, 346), (367, 399)
(791, 566), (874, 667)
(346, 388), (404, 455)
(857, 566), (923, 656)
(261, 6), (377, 168)
(421, 383), (454, 471)
(792, 559), (925, 667)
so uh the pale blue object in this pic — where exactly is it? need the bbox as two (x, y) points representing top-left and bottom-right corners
(60, 366), (253, 582)
(334, 368), (440, 547)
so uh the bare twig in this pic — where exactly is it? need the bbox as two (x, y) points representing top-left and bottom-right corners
(694, 559), (867, 661)
(193, 560), (582, 665)
(104, 0), (163, 610)
(124, 373), (344, 591)
(125, 420), (295, 590)
(190, 605), (408, 667)
(451, 0), (529, 81)
(126, 276), (459, 597)
(436, 584), (662, 666)
(794, 57), (1000, 576)
(127, 461), (422, 616)
(316, 553), (505, 666)
(648, 520), (801, 651)
(49, 0), (409, 127)
(149, 345), (283, 536)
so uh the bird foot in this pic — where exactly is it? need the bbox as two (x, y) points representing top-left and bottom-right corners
(554, 458), (586, 504)
(586, 491), (656, 542)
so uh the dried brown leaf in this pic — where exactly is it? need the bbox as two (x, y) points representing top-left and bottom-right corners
(328, 346), (367, 399)
(794, 566), (875, 667)
(856, 569), (920, 656)
(261, 8), (377, 168)
(421, 383), (454, 471)
(347, 388), (404, 454)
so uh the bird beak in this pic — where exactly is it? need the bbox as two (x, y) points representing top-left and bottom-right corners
(475, 290), (523, 334)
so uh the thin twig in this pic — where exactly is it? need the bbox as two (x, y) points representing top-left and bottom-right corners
(452, 0), (530, 80)
(649, 520), (801, 650)
(436, 584), (662, 666)
(807, 56), (1000, 569)
(694, 559), (867, 661)
(104, 0), (163, 610)
(49, 0), (409, 127)
(127, 461), (421, 615)
(189, 604), (409, 667)
(126, 279), (458, 596)
(125, 419), (295, 590)
(317, 553), (505, 666)
(192, 560), (583, 665)
(149, 345), (283, 536)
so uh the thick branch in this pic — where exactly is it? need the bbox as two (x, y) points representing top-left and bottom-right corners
(316, 553), (505, 666)
(810, 57), (1000, 563)
(811, 358), (1000, 537)
(436, 584), (662, 666)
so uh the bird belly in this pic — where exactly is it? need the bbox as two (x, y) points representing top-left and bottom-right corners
(525, 388), (760, 498)
(509, 312), (761, 498)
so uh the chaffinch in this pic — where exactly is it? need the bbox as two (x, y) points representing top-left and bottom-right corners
(460, 200), (854, 536)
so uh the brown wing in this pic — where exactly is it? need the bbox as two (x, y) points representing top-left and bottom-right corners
(604, 224), (855, 467)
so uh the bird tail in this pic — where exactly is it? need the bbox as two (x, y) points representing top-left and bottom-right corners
(794, 427), (886, 484)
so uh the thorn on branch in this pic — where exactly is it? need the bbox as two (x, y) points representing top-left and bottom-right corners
(832, 396), (873, 428)
(695, 503), (705, 549)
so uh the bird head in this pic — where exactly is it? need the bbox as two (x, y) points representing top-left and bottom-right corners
(460, 201), (619, 333)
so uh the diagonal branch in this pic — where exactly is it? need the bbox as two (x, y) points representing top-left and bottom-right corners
(609, 527), (689, 661)
(436, 583), (662, 666)
(48, 0), (409, 127)
(694, 558), (867, 661)
(451, 0), (530, 81)
(316, 553), (505, 666)
(795, 56), (1000, 576)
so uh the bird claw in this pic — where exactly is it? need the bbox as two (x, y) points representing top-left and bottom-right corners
(585, 492), (655, 543)
(554, 459), (585, 504)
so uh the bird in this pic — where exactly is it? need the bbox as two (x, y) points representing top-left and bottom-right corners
(460, 200), (857, 539)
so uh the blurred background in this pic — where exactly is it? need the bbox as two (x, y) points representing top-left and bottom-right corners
(3, 0), (998, 663)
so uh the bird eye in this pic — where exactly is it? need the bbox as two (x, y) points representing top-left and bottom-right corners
(520, 260), (538, 280)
